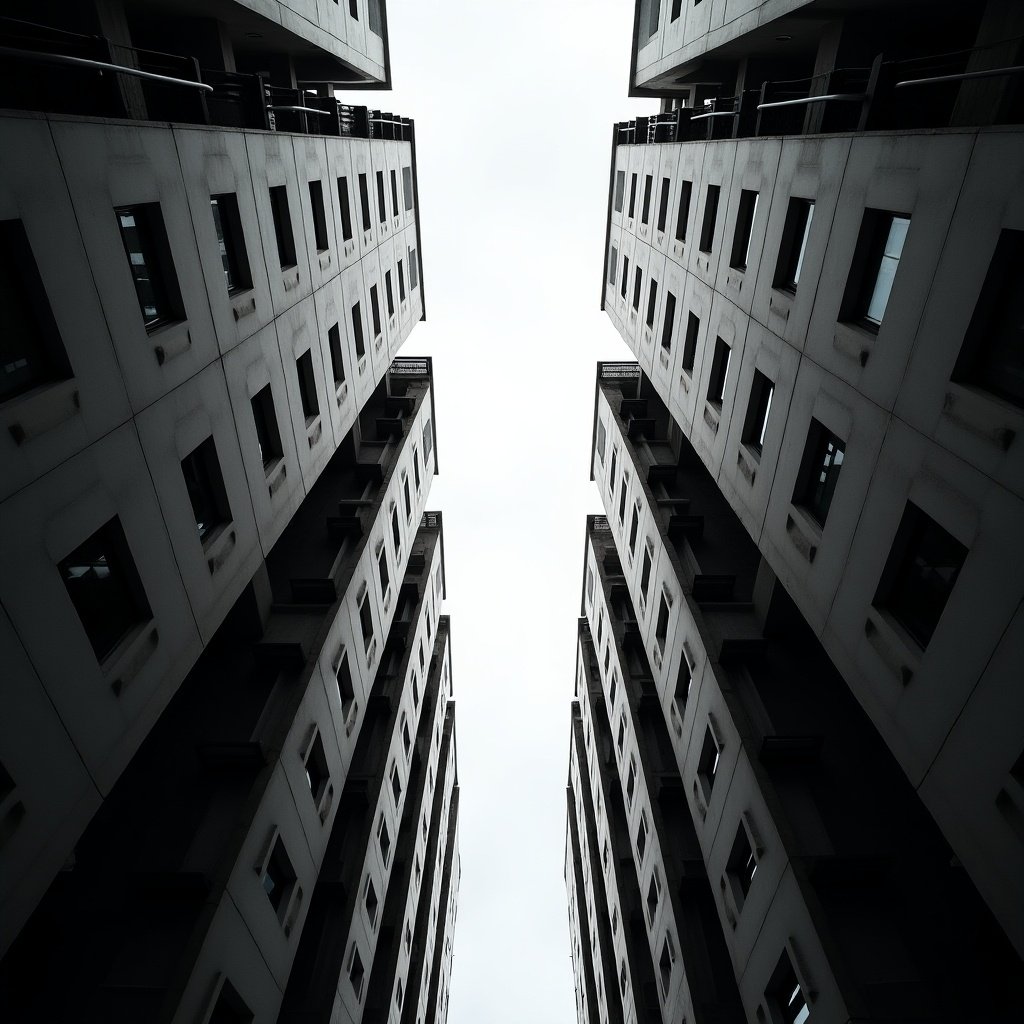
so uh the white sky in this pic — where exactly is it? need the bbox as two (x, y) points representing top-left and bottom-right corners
(344, 3), (654, 1018)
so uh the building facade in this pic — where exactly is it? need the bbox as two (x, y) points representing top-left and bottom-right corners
(0, 3), (457, 1022)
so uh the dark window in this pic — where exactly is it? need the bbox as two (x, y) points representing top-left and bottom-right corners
(375, 170), (387, 224)
(641, 544), (653, 600)
(620, 256), (630, 301)
(682, 311), (699, 371)
(661, 291), (677, 352)
(632, 267), (643, 312)
(337, 177), (354, 242)
(390, 170), (399, 220)
(391, 506), (401, 550)
(697, 725), (720, 801)
(413, 448), (421, 489)
(730, 189), (759, 270)
(351, 302), (365, 360)
(671, 0), (682, 19)
(618, 473), (628, 524)
(210, 194), (251, 293)
(768, 952), (810, 1024)
(608, 245), (618, 286)
(364, 877), (379, 925)
(328, 322), (346, 386)
(675, 180), (692, 243)
(874, 502), (968, 650)
(629, 503), (640, 554)
(403, 474), (412, 519)
(59, 517), (151, 662)
(385, 270), (395, 317)
(707, 337), (731, 406)
(402, 166), (414, 212)
(674, 659), (691, 718)
(840, 209), (910, 329)
(208, 979), (254, 1024)
(370, 285), (382, 338)
(251, 384), (283, 470)
(774, 197), (814, 292)
(742, 370), (775, 454)
(409, 248), (419, 290)
(647, 0), (660, 36)
(349, 945), (365, 999)
(795, 419), (845, 526)
(378, 545), (390, 595)
(646, 277), (658, 328)
(181, 436), (231, 543)
(116, 204), (183, 328)
(359, 588), (374, 650)
(304, 731), (329, 803)
(261, 836), (295, 914)
(295, 350), (319, 422)
(657, 176), (671, 233)
(358, 174), (371, 232)
(655, 589), (671, 648)
(398, 260), (406, 302)
(636, 815), (647, 862)
(336, 646), (355, 719)
(268, 186), (296, 269)
(391, 762), (402, 804)
(726, 823), (757, 907)
(628, 173), (638, 219)
(699, 184), (720, 254)
(308, 180), (329, 253)
(0, 219), (71, 401)
(349, 0), (358, 19)
(952, 229), (1024, 408)
(659, 936), (673, 997)
(614, 170), (626, 214)
(641, 174), (653, 225)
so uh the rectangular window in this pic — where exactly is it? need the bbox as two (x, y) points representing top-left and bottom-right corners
(657, 176), (671, 233)
(636, 812), (648, 862)
(682, 311), (699, 372)
(358, 173), (371, 232)
(359, 586), (374, 652)
(629, 501), (640, 556)
(261, 836), (296, 916)
(659, 932), (675, 997)
(385, 270), (395, 317)
(655, 587), (671, 650)
(620, 256), (630, 301)
(296, 350), (319, 422)
(59, 517), (151, 663)
(628, 173), (638, 219)
(618, 471), (629, 525)
(181, 436), (231, 544)
(403, 472), (412, 520)
(370, 285), (382, 338)
(364, 875), (379, 927)
(304, 731), (329, 804)
(952, 228), (1024, 408)
(641, 174), (653, 225)
(660, 291), (676, 352)
(327, 322), (346, 387)
(632, 266), (643, 312)
(402, 166), (414, 212)
(351, 302), (365, 360)
(608, 245), (618, 286)
(730, 188), (759, 270)
(398, 260), (406, 302)
(646, 277), (658, 328)
(774, 197), (814, 292)
(671, 0), (682, 20)
(698, 184), (720, 254)
(873, 502), (968, 650)
(252, 384), (282, 470)
(116, 203), (184, 328)
(349, 944), (365, 999)
(614, 170), (625, 214)
(641, 540), (653, 603)
(375, 170), (387, 224)
(841, 209), (910, 329)
(768, 952), (810, 1024)
(390, 170), (399, 220)
(697, 725), (720, 801)
(0, 219), (71, 401)
(336, 645), (355, 722)
(706, 337), (731, 406)
(210, 194), (251, 294)
(349, 0), (359, 18)
(337, 177), (354, 242)
(268, 186), (296, 269)
(390, 761), (402, 804)
(308, 179), (329, 252)
(422, 419), (433, 461)
(675, 180), (692, 243)
(795, 419), (845, 526)
(726, 822), (757, 908)
(597, 420), (607, 462)
(378, 544), (390, 596)
(409, 248), (419, 290)
(742, 370), (774, 454)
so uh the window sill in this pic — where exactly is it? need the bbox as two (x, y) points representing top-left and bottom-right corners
(230, 288), (257, 322)
(102, 619), (159, 697)
(150, 319), (191, 366)
(942, 382), (1019, 453)
(833, 319), (877, 368)
(280, 267), (301, 293)
(737, 443), (760, 485)
(202, 522), (237, 575)
(318, 250), (333, 272)
(703, 401), (722, 434)
(336, 380), (349, 408)
(305, 415), (322, 449)
(2, 376), (79, 446)
(265, 457), (288, 498)
(678, 367), (693, 394)
(863, 606), (922, 686)
(785, 504), (823, 564)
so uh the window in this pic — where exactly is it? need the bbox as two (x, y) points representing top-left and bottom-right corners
(391, 762), (402, 804)
(608, 446), (617, 489)
(626, 756), (636, 805)
(628, 173), (638, 219)
(376, 170), (387, 224)
(632, 266), (643, 312)
(390, 170), (399, 221)
(641, 174), (653, 225)
(398, 260), (406, 302)
(328, 323), (346, 387)
(252, 384), (283, 470)
(671, 0), (682, 19)
(655, 587), (672, 651)
(682, 311), (700, 372)
(337, 177), (354, 241)
(597, 420), (607, 463)
(116, 204), (183, 328)
(609, 669), (618, 707)
(403, 473), (412, 521)
(0, 219), (72, 402)
(268, 186), (297, 269)
(674, 659), (691, 726)
(618, 471), (629, 525)
(646, 277), (658, 329)
(412, 673), (420, 708)
(261, 836), (296, 915)
(413, 447), (421, 490)
(660, 291), (677, 353)
(614, 170), (625, 214)
(841, 209), (910, 329)
(295, 350), (320, 423)
(210, 194), (251, 294)
(59, 517), (151, 663)
(795, 420), (845, 527)
(873, 502), (968, 650)
(657, 176), (671, 233)
(742, 371), (775, 455)
(422, 420), (433, 462)
(358, 173), (371, 232)
(405, 920), (413, 952)
(586, 567), (595, 605)
(636, 812), (648, 861)
(774, 198), (814, 292)
(659, 933), (676, 997)
(726, 822), (757, 908)
(611, 906), (619, 935)
(377, 813), (391, 864)
(647, 867), (661, 923)
(351, 302), (365, 360)
(403, 166), (414, 212)
(207, 978), (253, 1024)
(348, 0), (359, 18)
(699, 184), (720, 254)
(370, 285), (382, 338)
(952, 228), (1024, 408)
(619, 962), (628, 997)
(336, 646), (355, 723)
(391, 506), (401, 552)
(377, 544), (390, 597)
(641, 540), (654, 604)
(697, 725), (720, 801)
(308, 180), (329, 252)
(617, 713), (626, 756)
(359, 586), (374, 652)
(730, 189), (759, 270)
(402, 716), (412, 758)
(675, 180), (692, 243)
(181, 436), (231, 544)
(768, 951), (810, 1024)
(409, 248), (419, 290)
(620, 256), (630, 301)
(364, 875), (379, 927)
(608, 245), (618, 286)
(348, 944), (365, 1000)
(643, 0), (660, 38)
(707, 337), (731, 407)
(396, 980), (403, 1010)
(629, 502), (640, 556)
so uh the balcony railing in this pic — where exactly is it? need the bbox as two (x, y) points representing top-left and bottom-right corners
(598, 362), (642, 381)
(0, 15), (413, 140)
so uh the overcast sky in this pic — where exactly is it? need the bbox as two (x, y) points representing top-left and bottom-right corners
(345, 3), (654, 1018)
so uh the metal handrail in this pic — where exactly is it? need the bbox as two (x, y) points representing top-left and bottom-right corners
(894, 65), (1024, 89)
(756, 92), (866, 110)
(266, 104), (327, 115)
(0, 45), (212, 91)
(690, 110), (738, 121)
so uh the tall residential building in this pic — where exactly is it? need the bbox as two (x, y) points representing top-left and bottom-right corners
(0, 3), (457, 1022)
(569, 1), (1024, 1021)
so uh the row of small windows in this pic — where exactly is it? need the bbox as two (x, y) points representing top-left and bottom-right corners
(334, 0), (384, 37)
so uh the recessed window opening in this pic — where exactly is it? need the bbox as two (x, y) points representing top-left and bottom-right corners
(657, 176), (670, 233)
(614, 170), (626, 213)
(646, 278), (658, 328)
(337, 176), (354, 241)
(267, 186), (296, 269)
(608, 245), (618, 286)
(632, 267), (643, 312)
(403, 166), (414, 211)
(742, 370), (775, 455)
(308, 179), (329, 252)
(358, 173), (371, 232)
(328, 323), (346, 386)
(697, 725), (720, 800)
(699, 184), (720, 254)
(181, 436), (231, 544)
(251, 384), (283, 470)
(641, 174), (653, 225)
(841, 209), (910, 329)
(660, 291), (676, 353)
(774, 198), (814, 292)
(210, 193), (251, 294)
(351, 302), (366, 360)
(727, 822), (757, 907)
(682, 311), (700, 372)
(116, 204), (184, 328)
(730, 189), (759, 270)
(620, 256), (630, 301)
(376, 170), (387, 224)
(628, 173), (638, 219)
(675, 180), (692, 243)
(296, 350), (319, 423)
(707, 337), (731, 407)
(795, 420), (845, 527)
(261, 836), (296, 915)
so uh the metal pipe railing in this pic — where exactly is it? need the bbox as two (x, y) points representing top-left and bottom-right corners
(756, 92), (867, 110)
(894, 64), (1024, 89)
(266, 104), (327, 115)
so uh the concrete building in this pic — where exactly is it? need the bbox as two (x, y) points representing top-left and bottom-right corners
(598, 0), (1024, 967)
(0, 3), (457, 1021)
